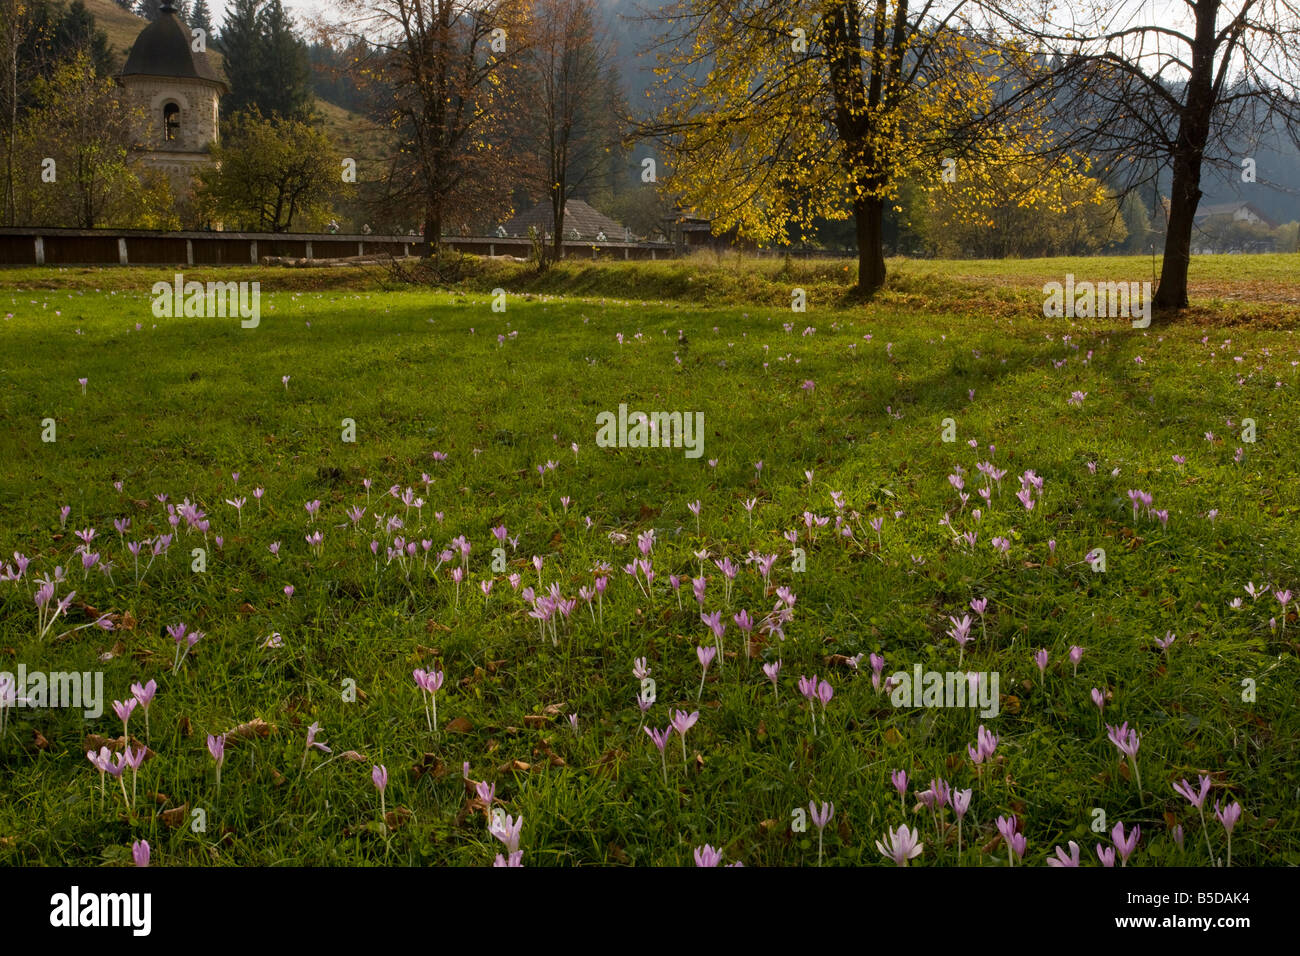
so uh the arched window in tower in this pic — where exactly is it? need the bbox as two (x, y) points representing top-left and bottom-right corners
(163, 102), (180, 142)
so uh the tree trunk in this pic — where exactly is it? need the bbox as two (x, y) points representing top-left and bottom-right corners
(855, 195), (887, 294)
(422, 200), (441, 260)
(551, 184), (564, 263)
(1153, 153), (1200, 310)
(1153, 5), (1216, 313)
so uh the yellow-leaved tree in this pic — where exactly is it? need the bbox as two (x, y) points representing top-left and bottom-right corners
(918, 156), (1127, 257)
(642, 0), (1018, 294)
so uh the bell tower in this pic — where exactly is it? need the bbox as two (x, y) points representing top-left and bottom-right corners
(119, 2), (227, 203)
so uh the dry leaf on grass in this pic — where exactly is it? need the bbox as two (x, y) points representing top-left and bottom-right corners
(221, 717), (276, 741)
(159, 804), (189, 829)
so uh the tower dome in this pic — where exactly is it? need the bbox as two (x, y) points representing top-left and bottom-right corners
(122, 2), (226, 89)
(119, 1), (226, 217)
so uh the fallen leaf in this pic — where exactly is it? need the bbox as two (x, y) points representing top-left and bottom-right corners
(607, 843), (630, 864)
(384, 807), (412, 829)
(160, 804), (189, 829)
(413, 753), (446, 780)
(98, 641), (126, 662)
(445, 716), (473, 734)
(222, 717), (275, 741)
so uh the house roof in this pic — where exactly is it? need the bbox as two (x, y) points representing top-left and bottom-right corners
(121, 2), (227, 91)
(1194, 201), (1279, 228)
(499, 199), (632, 240)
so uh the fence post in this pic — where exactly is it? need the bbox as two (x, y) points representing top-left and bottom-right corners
(118, 238), (128, 265)
(250, 240), (258, 264)
(186, 239), (194, 265)
(34, 236), (44, 266)
(305, 241), (313, 260)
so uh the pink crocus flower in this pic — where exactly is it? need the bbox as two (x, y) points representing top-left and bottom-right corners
(1112, 821), (1140, 866)
(876, 824), (924, 866)
(670, 709), (699, 765)
(1214, 800), (1242, 866)
(695, 645), (716, 700)
(694, 844), (723, 867)
(490, 813), (523, 855)
(809, 800), (834, 865)
(762, 659), (781, 696)
(1047, 841), (1081, 867)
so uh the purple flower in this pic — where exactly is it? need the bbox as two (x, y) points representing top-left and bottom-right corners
(1214, 800), (1241, 835)
(132, 839), (150, 867)
(1112, 821), (1140, 866)
(1173, 775), (1211, 809)
(876, 824), (923, 866)
(305, 722), (331, 755)
(890, 770), (908, 800)
(762, 659), (781, 692)
(644, 725), (671, 753)
(490, 813), (523, 854)
(1047, 841), (1081, 867)
(130, 680), (157, 710)
(694, 844), (723, 867)
(1106, 721), (1141, 760)
(112, 697), (137, 731)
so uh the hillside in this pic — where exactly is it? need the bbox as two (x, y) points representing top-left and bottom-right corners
(83, 0), (387, 162)
(84, 0), (226, 78)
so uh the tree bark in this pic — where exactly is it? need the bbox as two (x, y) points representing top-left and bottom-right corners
(550, 180), (564, 263)
(1153, 152), (1201, 310)
(855, 195), (886, 294)
(422, 200), (441, 259)
(1152, 2), (1216, 312)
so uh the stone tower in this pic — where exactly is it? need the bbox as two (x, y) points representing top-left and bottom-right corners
(119, 2), (227, 201)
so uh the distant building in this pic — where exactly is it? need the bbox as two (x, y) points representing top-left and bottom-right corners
(663, 206), (752, 254)
(498, 199), (633, 243)
(119, 1), (227, 201)
(1193, 201), (1280, 229)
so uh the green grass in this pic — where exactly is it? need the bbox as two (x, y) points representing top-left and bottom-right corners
(0, 260), (1297, 867)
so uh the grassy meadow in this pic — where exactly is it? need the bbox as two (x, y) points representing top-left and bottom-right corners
(0, 254), (1297, 866)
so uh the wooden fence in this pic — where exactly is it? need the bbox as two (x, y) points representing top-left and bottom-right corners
(0, 228), (678, 267)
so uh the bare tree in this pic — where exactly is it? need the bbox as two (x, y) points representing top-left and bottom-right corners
(522, 0), (615, 264)
(986, 1), (1300, 312)
(330, 0), (530, 254)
